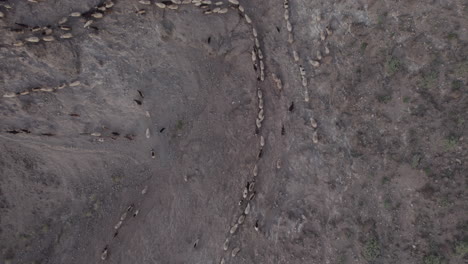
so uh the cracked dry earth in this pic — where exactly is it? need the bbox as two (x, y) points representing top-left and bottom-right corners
(0, 0), (467, 264)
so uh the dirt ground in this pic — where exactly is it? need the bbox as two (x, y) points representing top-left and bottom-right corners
(0, 0), (467, 263)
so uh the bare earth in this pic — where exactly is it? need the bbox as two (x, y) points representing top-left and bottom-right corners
(0, 0), (467, 264)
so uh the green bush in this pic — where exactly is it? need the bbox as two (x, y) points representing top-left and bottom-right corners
(363, 238), (380, 261)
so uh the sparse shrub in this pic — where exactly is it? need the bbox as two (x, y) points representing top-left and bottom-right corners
(447, 32), (458, 40)
(377, 94), (392, 103)
(387, 57), (401, 74)
(361, 42), (368, 52)
(451, 80), (462, 90)
(423, 254), (442, 264)
(455, 241), (468, 256)
(383, 199), (392, 209)
(363, 238), (380, 261)
(445, 135), (458, 149)
(176, 120), (184, 130)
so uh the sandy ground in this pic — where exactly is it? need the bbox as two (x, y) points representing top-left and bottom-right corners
(0, 0), (467, 264)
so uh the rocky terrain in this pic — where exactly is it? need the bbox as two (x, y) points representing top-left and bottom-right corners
(0, 0), (467, 263)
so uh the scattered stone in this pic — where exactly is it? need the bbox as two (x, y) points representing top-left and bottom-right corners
(91, 132), (101, 137)
(70, 12), (82, 17)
